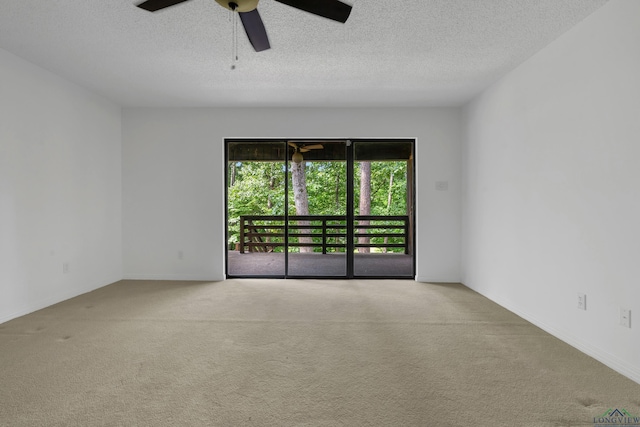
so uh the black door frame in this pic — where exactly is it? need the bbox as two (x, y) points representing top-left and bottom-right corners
(225, 138), (416, 279)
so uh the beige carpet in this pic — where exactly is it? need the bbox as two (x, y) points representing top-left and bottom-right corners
(0, 280), (639, 427)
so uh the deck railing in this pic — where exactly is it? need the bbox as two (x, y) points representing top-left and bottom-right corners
(238, 215), (409, 254)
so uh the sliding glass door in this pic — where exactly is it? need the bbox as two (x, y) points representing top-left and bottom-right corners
(285, 141), (347, 277)
(226, 140), (287, 277)
(225, 139), (414, 279)
(352, 141), (414, 277)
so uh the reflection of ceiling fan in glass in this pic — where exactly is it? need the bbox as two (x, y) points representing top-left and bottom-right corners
(288, 141), (324, 163)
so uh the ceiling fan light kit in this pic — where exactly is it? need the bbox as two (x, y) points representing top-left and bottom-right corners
(135, 0), (353, 53)
(288, 141), (325, 163)
(215, 0), (259, 12)
(291, 151), (304, 163)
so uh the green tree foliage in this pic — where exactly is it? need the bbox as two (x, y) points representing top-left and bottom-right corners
(227, 161), (285, 216)
(227, 162), (285, 247)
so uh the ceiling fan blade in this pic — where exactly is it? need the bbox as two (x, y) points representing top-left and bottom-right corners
(136, 0), (191, 12)
(303, 144), (324, 150)
(239, 9), (271, 52)
(274, 0), (352, 23)
(287, 141), (299, 148)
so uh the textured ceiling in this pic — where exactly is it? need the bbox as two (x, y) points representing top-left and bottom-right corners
(0, 0), (607, 107)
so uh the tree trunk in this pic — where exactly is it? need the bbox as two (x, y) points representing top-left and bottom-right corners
(335, 169), (341, 210)
(267, 175), (276, 210)
(266, 174), (277, 249)
(229, 162), (236, 186)
(386, 171), (394, 211)
(291, 161), (313, 252)
(384, 171), (394, 253)
(358, 162), (371, 253)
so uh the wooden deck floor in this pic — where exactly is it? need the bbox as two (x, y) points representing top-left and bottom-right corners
(227, 251), (414, 278)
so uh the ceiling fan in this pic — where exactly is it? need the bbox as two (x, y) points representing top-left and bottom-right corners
(288, 141), (324, 163)
(135, 0), (353, 52)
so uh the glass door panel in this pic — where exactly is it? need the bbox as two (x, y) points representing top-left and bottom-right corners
(353, 141), (415, 277)
(226, 141), (286, 277)
(286, 141), (347, 277)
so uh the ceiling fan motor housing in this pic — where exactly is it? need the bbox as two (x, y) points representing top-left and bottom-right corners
(216, 0), (259, 12)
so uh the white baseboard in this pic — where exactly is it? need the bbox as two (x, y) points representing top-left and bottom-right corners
(0, 281), (113, 324)
(122, 273), (223, 281)
(415, 275), (461, 283)
(467, 286), (640, 385)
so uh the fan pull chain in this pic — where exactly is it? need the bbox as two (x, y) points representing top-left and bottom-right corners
(231, 8), (239, 69)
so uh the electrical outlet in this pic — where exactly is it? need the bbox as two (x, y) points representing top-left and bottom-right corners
(577, 293), (586, 310)
(63, 262), (70, 274)
(178, 250), (184, 260)
(620, 308), (631, 328)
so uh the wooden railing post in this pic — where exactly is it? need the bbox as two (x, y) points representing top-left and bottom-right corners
(404, 217), (410, 254)
(239, 216), (245, 254)
(322, 218), (327, 254)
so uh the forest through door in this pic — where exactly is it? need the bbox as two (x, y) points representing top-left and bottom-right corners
(225, 139), (414, 278)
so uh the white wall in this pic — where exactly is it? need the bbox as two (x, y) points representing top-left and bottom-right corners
(0, 48), (122, 323)
(122, 107), (462, 282)
(462, 0), (640, 383)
